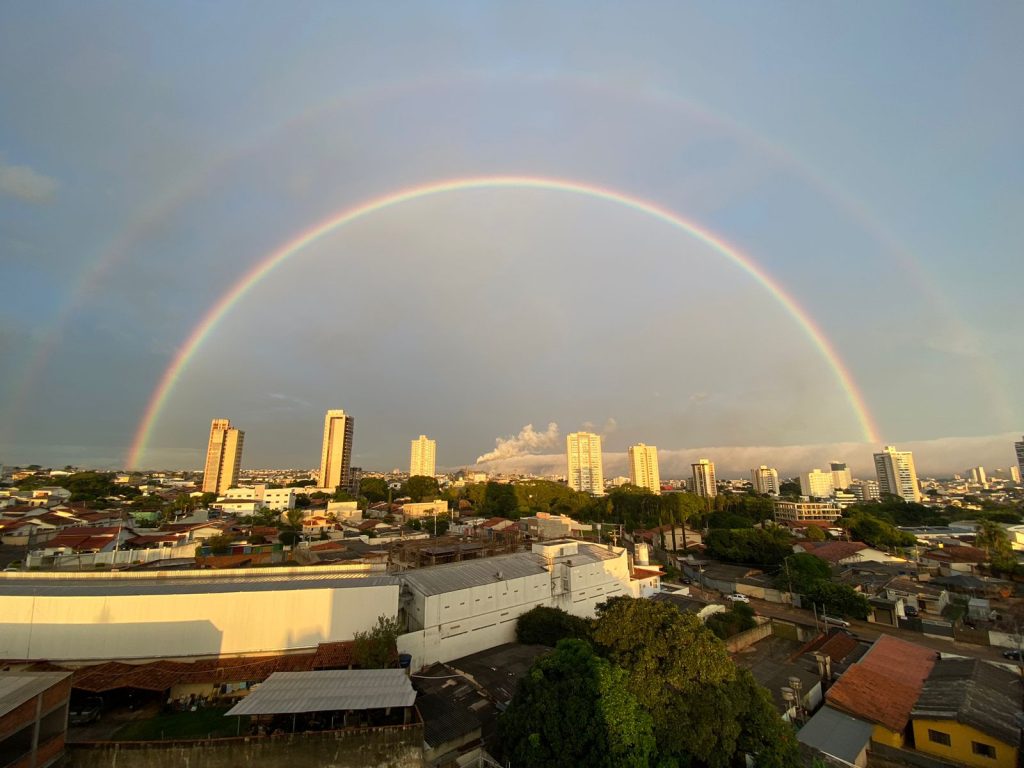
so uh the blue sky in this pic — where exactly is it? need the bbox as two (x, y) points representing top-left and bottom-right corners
(0, 2), (1021, 475)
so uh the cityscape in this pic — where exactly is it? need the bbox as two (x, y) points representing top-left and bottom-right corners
(1, 4), (1022, 768)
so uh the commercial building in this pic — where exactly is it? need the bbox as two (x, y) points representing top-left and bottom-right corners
(751, 466), (779, 495)
(0, 671), (72, 768)
(628, 443), (661, 494)
(691, 459), (717, 498)
(800, 469), (835, 499)
(319, 409), (355, 493)
(201, 418), (244, 495)
(874, 446), (921, 503)
(409, 435), (436, 478)
(830, 461), (853, 491)
(773, 499), (842, 525)
(566, 432), (604, 495)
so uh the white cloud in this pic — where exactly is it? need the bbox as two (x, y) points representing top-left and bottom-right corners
(476, 422), (561, 463)
(0, 154), (59, 203)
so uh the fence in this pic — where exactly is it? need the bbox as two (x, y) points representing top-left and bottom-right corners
(725, 619), (774, 652)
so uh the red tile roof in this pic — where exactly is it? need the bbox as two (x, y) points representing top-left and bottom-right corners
(826, 634), (936, 732)
(802, 540), (869, 564)
(924, 546), (986, 564)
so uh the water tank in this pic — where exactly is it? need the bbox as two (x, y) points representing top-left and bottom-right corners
(635, 542), (650, 566)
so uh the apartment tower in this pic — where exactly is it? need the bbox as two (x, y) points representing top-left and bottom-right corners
(800, 469), (835, 499)
(319, 409), (355, 492)
(830, 461), (853, 491)
(202, 418), (244, 495)
(873, 445), (921, 503)
(1015, 436), (1024, 482)
(628, 443), (661, 494)
(751, 465), (780, 495)
(691, 459), (717, 498)
(410, 435), (437, 477)
(566, 432), (604, 495)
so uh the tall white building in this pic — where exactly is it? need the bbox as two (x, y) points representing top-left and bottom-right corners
(691, 459), (717, 498)
(1010, 465), (1022, 484)
(851, 479), (880, 502)
(202, 418), (244, 496)
(409, 435), (436, 477)
(830, 461), (853, 491)
(319, 409), (354, 493)
(969, 466), (988, 486)
(874, 445), (921, 503)
(800, 469), (835, 499)
(566, 432), (604, 495)
(628, 443), (661, 494)
(750, 466), (780, 496)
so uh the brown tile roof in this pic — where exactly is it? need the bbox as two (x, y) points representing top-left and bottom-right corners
(825, 635), (936, 732)
(802, 541), (869, 564)
(816, 631), (861, 663)
(924, 546), (986, 564)
(312, 641), (357, 669)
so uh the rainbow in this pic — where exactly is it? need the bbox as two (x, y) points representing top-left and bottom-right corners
(126, 174), (881, 468)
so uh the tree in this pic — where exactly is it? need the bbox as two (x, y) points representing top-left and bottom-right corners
(515, 606), (591, 646)
(705, 602), (758, 640)
(359, 477), (389, 504)
(804, 525), (827, 541)
(331, 488), (356, 502)
(481, 482), (519, 518)
(406, 475), (440, 502)
(198, 492), (217, 507)
(975, 519), (1016, 571)
(203, 533), (234, 555)
(776, 553), (832, 594)
(839, 510), (916, 549)
(352, 615), (402, 669)
(498, 639), (655, 768)
(805, 581), (869, 619)
(705, 527), (793, 566)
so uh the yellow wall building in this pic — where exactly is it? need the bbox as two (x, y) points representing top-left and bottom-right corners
(628, 443), (660, 494)
(202, 418), (244, 495)
(409, 435), (436, 477)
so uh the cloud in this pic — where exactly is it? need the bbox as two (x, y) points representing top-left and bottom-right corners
(0, 154), (59, 203)
(476, 422), (561, 463)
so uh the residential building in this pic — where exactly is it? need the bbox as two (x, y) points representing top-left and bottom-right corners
(400, 501), (448, 519)
(409, 435), (436, 478)
(691, 459), (717, 498)
(201, 418), (244, 495)
(1016, 436), (1024, 481)
(911, 658), (1020, 768)
(800, 469), (834, 499)
(773, 499), (842, 524)
(628, 443), (661, 494)
(566, 432), (604, 495)
(1010, 465), (1021, 484)
(223, 485), (296, 511)
(968, 466), (987, 486)
(319, 409), (354, 493)
(0, 671), (72, 768)
(830, 461), (853, 491)
(751, 465), (779, 495)
(874, 445), (921, 503)
(851, 479), (880, 502)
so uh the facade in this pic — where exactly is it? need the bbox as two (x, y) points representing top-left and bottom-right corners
(1016, 436), (1024, 481)
(691, 459), (717, 498)
(851, 479), (880, 502)
(800, 469), (835, 499)
(566, 432), (604, 495)
(751, 465), (780, 495)
(223, 485), (296, 511)
(773, 499), (842, 524)
(201, 418), (244, 495)
(319, 409), (355, 493)
(0, 672), (72, 768)
(1010, 465), (1021, 484)
(400, 501), (449, 519)
(409, 435), (436, 478)
(628, 443), (661, 494)
(830, 461), (853, 491)
(968, 466), (987, 486)
(874, 446), (921, 502)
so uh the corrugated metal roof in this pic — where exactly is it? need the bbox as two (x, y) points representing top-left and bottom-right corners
(225, 669), (416, 716)
(0, 672), (71, 717)
(912, 658), (1022, 745)
(0, 573), (398, 597)
(401, 553), (548, 597)
(797, 705), (873, 764)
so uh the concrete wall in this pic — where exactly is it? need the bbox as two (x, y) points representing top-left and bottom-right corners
(67, 726), (423, 768)
(0, 582), (399, 660)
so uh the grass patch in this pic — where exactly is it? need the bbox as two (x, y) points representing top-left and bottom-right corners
(111, 707), (247, 741)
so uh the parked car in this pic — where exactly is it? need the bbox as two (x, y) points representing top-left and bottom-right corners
(821, 615), (851, 628)
(726, 593), (750, 603)
(1002, 649), (1022, 661)
(69, 697), (104, 725)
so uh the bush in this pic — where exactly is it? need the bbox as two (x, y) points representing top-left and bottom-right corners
(516, 606), (591, 646)
(705, 603), (758, 639)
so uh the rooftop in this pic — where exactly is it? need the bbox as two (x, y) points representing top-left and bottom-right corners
(0, 671), (71, 717)
(225, 669), (416, 716)
(912, 658), (1022, 745)
(400, 553), (548, 597)
(797, 705), (873, 765)
(447, 643), (549, 707)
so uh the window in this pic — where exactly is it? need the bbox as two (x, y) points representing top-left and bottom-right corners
(972, 742), (996, 759)
(927, 729), (951, 746)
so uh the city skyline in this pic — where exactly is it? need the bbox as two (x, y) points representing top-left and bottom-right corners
(0, 4), (1020, 472)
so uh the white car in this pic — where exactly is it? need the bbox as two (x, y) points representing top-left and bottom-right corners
(727, 593), (750, 603)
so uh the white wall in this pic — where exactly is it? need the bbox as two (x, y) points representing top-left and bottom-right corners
(0, 582), (398, 661)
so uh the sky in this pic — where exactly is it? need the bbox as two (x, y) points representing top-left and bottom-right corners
(0, 2), (1021, 477)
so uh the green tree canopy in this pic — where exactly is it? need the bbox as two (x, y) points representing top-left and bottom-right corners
(515, 606), (591, 646)
(359, 477), (389, 504)
(498, 638), (655, 768)
(705, 527), (793, 566)
(406, 475), (440, 502)
(352, 615), (401, 669)
(482, 482), (519, 518)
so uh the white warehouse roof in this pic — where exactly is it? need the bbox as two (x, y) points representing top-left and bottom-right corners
(400, 552), (549, 597)
(225, 669), (416, 716)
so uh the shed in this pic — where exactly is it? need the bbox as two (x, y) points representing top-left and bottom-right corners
(225, 669), (415, 716)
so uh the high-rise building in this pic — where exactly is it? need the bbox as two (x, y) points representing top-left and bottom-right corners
(566, 432), (604, 495)
(969, 466), (988, 486)
(409, 435), (437, 477)
(830, 461), (852, 491)
(800, 469), (835, 499)
(850, 479), (880, 502)
(1015, 437), (1024, 482)
(628, 443), (661, 494)
(751, 465), (780, 495)
(201, 418), (244, 495)
(691, 459), (717, 498)
(319, 409), (354, 493)
(874, 445), (921, 503)
(1010, 465), (1021, 484)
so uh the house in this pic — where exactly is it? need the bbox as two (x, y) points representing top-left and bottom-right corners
(911, 658), (1021, 768)
(413, 662), (498, 765)
(519, 512), (592, 540)
(37, 526), (135, 555)
(823, 634), (936, 749)
(400, 501), (449, 519)
(882, 577), (950, 617)
(920, 545), (987, 575)
(638, 523), (702, 551)
(795, 540), (904, 566)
